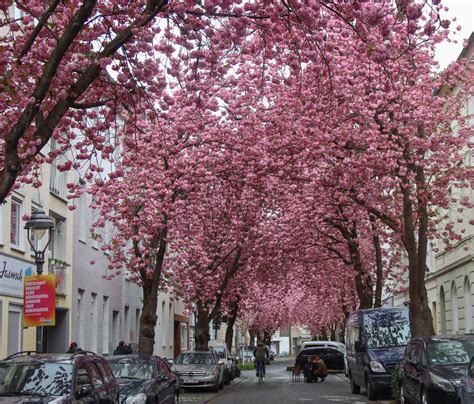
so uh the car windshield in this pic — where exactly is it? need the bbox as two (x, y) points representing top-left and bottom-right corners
(364, 310), (411, 349)
(107, 358), (154, 380)
(427, 340), (474, 366)
(0, 362), (73, 397)
(175, 353), (216, 365)
(210, 347), (226, 359)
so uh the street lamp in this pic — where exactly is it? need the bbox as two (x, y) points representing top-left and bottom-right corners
(24, 208), (55, 353)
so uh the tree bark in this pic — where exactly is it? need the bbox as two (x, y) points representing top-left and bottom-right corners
(371, 217), (384, 308)
(249, 331), (256, 348)
(195, 303), (211, 351)
(403, 163), (434, 337)
(138, 222), (167, 356)
(225, 301), (239, 352)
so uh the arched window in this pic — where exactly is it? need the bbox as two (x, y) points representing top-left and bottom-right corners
(451, 281), (459, 333)
(465, 277), (473, 333)
(440, 286), (446, 334)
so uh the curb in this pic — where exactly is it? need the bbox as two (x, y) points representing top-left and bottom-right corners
(204, 376), (247, 403)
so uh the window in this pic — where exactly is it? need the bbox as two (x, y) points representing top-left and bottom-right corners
(86, 363), (104, 388)
(465, 277), (472, 333)
(49, 140), (67, 198)
(96, 360), (114, 383)
(103, 297), (110, 354)
(10, 198), (22, 248)
(78, 191), (87, 242)
(76, 366), (92, 390)
(440, 287), (446, 334)
(451, 282), (459, 333)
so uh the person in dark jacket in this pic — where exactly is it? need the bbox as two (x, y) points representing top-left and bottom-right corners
(66, 342), (82, 353)
(304, 356), (316, 382)
(253, 341), (269, 377)
(113, 341), (132, 355)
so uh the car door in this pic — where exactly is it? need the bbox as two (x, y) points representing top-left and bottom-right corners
(159, 359), (177, 403)
(404, 340), (424, 402)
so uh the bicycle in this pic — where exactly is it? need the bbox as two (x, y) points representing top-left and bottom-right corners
(255, 360), (265, 383)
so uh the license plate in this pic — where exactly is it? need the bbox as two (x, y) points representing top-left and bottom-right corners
(183, 378), (198, 384)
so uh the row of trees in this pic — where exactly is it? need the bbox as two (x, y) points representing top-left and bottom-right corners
(1, 1), (472, 354)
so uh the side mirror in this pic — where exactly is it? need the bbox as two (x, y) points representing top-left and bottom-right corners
(354, 341), (364, 352)
(75, 387), (92, 400)
(218, 359), (225, 366)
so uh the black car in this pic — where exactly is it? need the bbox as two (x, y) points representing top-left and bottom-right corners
(295, 347), (345, 372)
(107, 355), (178, 404)
(399, 335), (474, 404)
(0, 350), (119, 403)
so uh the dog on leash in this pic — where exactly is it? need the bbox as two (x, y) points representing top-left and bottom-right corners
(292, 364), (301, 382)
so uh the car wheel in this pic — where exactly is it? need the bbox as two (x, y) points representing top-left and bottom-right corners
(350, 373), (361, 394)
(400, 383), (410, 404)
(173, 392), (179, 404)
(421, 389), (429, 404)
(366, 379), (377, 401)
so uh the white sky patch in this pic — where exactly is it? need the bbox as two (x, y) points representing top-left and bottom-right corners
(435, 0), (474, 68)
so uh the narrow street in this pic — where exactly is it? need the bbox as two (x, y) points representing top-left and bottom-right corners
(181, 359), (377, 404)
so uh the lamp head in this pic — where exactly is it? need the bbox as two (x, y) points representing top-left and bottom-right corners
(25, 209), (54, 241)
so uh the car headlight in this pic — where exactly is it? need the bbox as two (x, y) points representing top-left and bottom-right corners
(431, 373), (455, 392)
(125, 393), (147, 404)
(369, 360), (386, 373)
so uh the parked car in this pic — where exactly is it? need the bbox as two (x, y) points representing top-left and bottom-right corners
(459, 355), (474, 404)
(346, 306), (411, 400)
(107, 355), (178, 404)
(173, 351), (224, 392)
(301, 341), (347, 375)
(399, 335), (474, 404)
(295, 347), (345, 372)
(0, 351), (119, 402)
(209, 340), (235, 384)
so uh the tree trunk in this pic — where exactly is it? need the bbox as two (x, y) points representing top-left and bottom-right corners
(402, 163), (434, 337)
(225, 301), (239, 352)
(330, 325), (336, 341)
(321, 329), (328, 341)
(372, 229), (384, 308)
(249, 331), (256, 348)
(195, 304), (211, 351)
(137, 223), (167, 356)
(138, 290), (157, 356)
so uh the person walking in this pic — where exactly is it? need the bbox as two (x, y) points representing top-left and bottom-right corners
(253, 341), (269, 378)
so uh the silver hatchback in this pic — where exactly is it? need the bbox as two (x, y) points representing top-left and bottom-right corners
(173, 351), (224, 392)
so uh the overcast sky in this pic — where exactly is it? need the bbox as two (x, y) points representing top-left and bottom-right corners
(435, 0), (474, 68)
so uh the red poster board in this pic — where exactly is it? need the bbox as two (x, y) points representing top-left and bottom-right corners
(23, 274), (56, 327)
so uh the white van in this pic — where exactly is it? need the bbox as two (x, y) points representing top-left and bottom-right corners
(301, 341), (346, 353)
(301, 341), (347, 375)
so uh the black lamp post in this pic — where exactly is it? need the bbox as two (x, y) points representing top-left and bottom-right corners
(24, 208), (55, 353)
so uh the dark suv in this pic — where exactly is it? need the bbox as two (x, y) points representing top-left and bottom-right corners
(0, 351), (119, 403)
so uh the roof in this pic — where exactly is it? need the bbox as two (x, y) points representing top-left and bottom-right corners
(1, 353), (77, 363)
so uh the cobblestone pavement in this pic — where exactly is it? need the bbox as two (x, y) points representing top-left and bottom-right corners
(180, 358), (380, 404)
